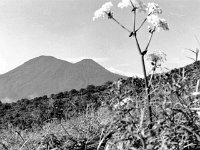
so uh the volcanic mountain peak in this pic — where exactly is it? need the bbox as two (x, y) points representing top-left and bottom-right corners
(24, 55), (71, 65)
(76, 58), (96, 63)
(25, 56), (98, 66)
(0, 56), (124, 102)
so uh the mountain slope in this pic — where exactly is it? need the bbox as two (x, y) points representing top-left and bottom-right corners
(0, 56), (125, 102)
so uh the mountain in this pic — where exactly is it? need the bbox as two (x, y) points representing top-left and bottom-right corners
(0, 56), (125, 102)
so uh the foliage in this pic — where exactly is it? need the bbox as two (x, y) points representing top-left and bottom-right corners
(98, 62), (200, 150)
(92, 0), (200, 149)
(0, 82), (109, 130)
(0, 61), (199, 150)
(0, 107), (110, 150)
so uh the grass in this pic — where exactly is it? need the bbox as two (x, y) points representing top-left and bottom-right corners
(0, 107), (113, 150)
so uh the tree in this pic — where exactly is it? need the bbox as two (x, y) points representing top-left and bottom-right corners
(86, 84), (96, 93)
(69, 89), (78, 96)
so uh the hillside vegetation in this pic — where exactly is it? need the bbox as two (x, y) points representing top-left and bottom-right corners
(0, 61), (200, 150)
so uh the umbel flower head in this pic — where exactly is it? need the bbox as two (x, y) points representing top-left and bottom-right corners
(93, 1), (169, 32)
(118, 0), (147, 12)
(144, 2), (168, 31)
(146, 2), (162, 15)
(147, 14), (169, 31)
(146, 50), (166, 66)
(93, 2), (113, 21)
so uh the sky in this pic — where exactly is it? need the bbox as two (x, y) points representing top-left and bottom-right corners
(0, 0), (199, 76)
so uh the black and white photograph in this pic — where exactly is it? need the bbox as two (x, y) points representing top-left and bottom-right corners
(0, 0), (200, 149)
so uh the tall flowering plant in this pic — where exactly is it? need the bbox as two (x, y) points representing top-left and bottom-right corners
(93, 0), (168, 126)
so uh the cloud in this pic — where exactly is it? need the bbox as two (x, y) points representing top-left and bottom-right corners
(67, 57), (109, 63)
(1, 97), (14, 103)
(27, 93), (39, 99)
(106, 67), (142, 77)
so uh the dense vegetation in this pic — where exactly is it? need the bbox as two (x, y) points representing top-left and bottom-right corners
(0, 81), (113, 130)
(0, 61), (200, 150)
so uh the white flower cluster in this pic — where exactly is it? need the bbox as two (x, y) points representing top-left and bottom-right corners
(118, 0), (140, 8)
(118, 0), (131, 8)
(117, 0), (161, 13)
(93, 2), (113, 21)
(146, 50), (166, 65)
(113, 97), (133, 109)
(118, 0), (146, 12)
(145, 3), (168, 31)
(146, 3), (162, 15)
(93, 0), (169, 31)
(147, 15), (169, 31)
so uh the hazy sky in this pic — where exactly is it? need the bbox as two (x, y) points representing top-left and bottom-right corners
(0, 0), (199, 76)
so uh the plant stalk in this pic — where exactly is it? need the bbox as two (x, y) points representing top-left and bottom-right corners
(105, 9), (153, 127)
(141, 55), (153, 125)
(132, 10), (153, 127)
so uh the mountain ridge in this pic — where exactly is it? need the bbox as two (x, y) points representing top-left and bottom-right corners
(0, 55), (125, 102)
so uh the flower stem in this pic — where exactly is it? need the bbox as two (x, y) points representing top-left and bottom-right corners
(141, 55), (153, 124)
(107, 13), (131, 33)
(136, 18), (147, 32)
(105, 9), (153, 128)
(132, 10), (153, 127)
(133, 10), (136, 32)
(145, 30), (154, 51)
